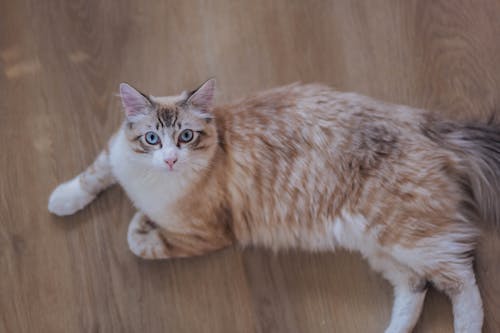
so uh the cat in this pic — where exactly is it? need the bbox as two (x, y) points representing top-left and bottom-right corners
(48, 79), (500, 333)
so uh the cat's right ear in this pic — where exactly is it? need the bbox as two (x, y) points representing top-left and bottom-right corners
(119, 83), (152, 121)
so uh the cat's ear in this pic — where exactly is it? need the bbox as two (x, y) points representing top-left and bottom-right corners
(119, 83), (152, 120)
(186, 78), (216, 114)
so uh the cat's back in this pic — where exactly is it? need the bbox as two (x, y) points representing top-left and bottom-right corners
(215, 83), (340, 128)
(211, 84), (463, 250)
(214, 83), (428, 133)
(214, 83), (427, 150)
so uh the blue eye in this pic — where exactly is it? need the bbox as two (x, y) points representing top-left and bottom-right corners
(179, 129), (194, 143)
(145, 131), (160, 145)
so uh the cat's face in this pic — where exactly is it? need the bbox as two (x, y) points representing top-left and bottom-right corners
(119, 79), (218, 174)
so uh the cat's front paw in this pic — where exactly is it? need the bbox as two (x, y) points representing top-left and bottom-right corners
(127, 212), (170, 259)
(48, 178), (95, 216)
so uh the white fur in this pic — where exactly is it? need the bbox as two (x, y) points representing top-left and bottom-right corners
(384, 286), (427, 333)
(48, 177), (95, 216)
(331, 212), (375, 251)
(109, 130), (189, 229)
(450, 275), (483, 333)
(151, 137), (179, 170)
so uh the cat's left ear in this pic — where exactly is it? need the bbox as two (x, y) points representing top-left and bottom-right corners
(187, 78), (216, 114)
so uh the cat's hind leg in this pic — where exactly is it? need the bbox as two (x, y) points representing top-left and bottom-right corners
(432, 263), (483, 333)
(127, 212), (232, 260)
(385, 280), (428, 333)
(367, 254), (428, 333)
(49, 147), (115, 216)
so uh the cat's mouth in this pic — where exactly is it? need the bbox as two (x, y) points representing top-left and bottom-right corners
(163, 164), (179, 172)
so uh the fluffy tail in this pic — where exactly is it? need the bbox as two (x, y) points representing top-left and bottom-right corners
(428, 120), (500, 227)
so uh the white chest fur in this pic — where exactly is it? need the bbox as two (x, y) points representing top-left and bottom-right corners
(109, 131), (186, 227)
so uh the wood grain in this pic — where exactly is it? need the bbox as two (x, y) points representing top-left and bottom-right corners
(1, 0), (500, 332)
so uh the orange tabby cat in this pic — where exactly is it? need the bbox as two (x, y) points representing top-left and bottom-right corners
(49, 79), (500, 333)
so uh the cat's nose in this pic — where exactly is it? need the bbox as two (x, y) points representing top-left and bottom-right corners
(164, 157), (177, 169)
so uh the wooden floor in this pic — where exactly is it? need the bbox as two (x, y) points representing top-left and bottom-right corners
(2, 1), (500, 332)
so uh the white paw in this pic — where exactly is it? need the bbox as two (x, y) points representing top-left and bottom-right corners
(127, 213), (169, 259)
(48, 178), (95, 216)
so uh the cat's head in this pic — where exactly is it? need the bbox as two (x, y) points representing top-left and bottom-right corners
(119, 79), (218, 174)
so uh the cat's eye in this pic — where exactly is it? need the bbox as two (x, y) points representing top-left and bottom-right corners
(179, 129), (194, 143)
(145, 131), (160, 145)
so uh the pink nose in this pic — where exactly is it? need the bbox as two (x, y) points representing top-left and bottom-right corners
(164, 157), (177, 168)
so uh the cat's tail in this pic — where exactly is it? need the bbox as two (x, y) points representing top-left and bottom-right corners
(426, 120), (500, 228)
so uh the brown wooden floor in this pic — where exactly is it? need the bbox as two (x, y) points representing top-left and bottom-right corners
(2, 1), (500, 332)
